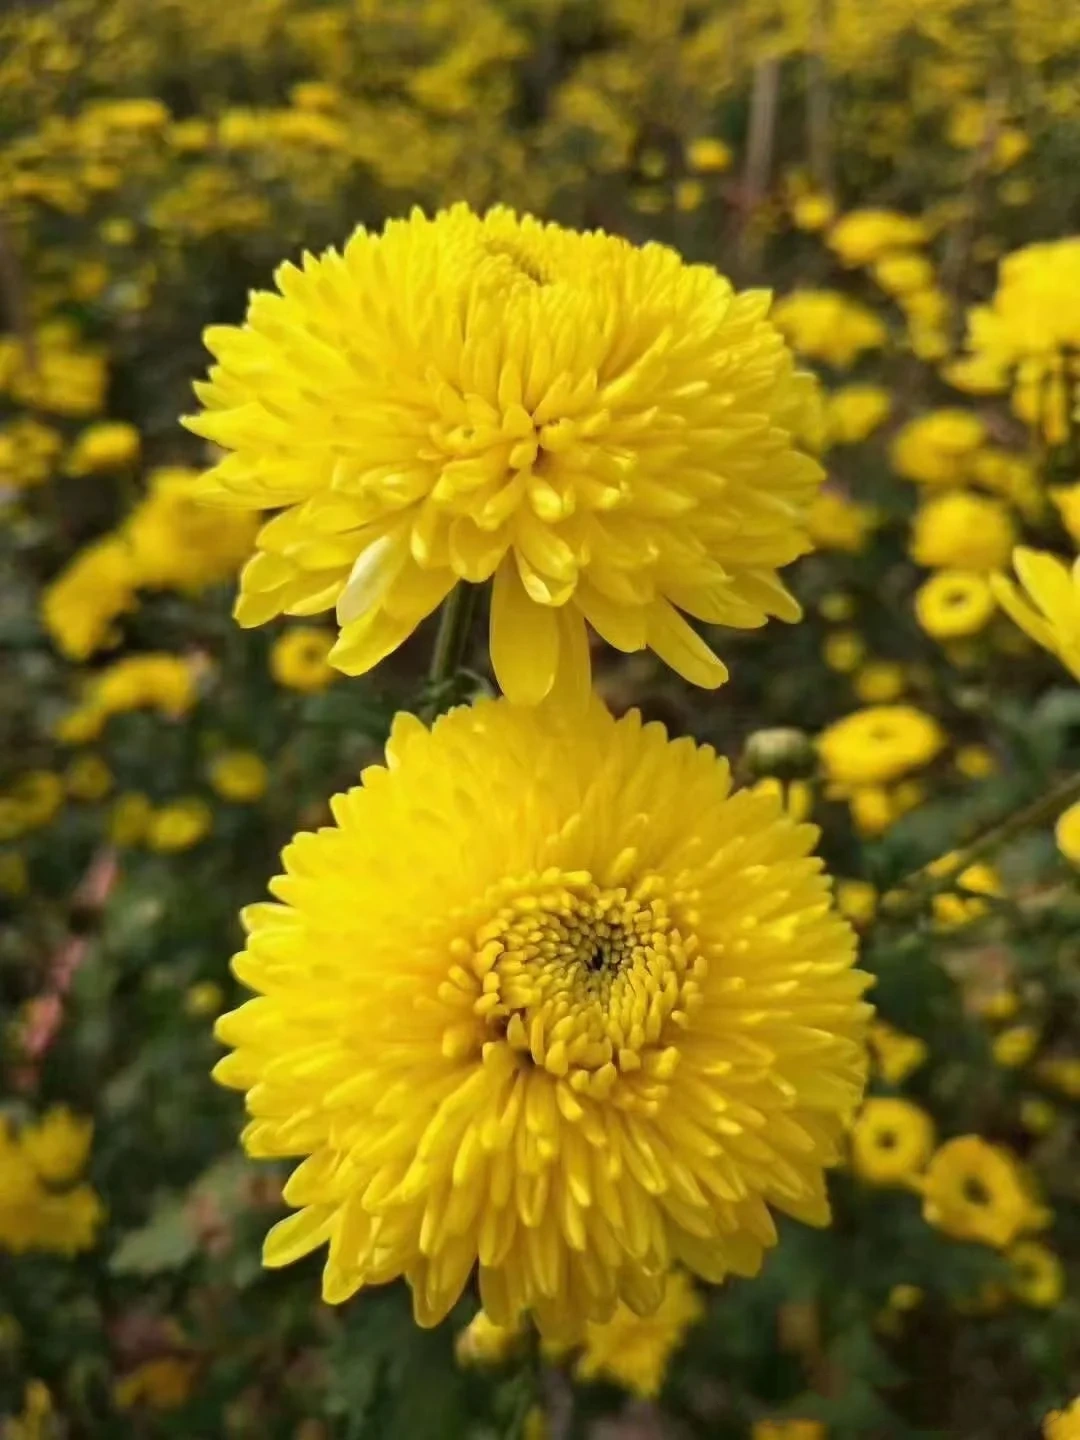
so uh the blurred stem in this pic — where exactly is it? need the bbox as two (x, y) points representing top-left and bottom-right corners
(890, 768), (1080, 903)
(738, 57), (780, 274)
(425, 582), (477, 715)
(805, 0), (834, 197)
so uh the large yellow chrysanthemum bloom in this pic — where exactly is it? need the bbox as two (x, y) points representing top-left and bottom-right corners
(991, 547), (1080, 682)
(214, 698), (871, 1337)
(185, 204), (823, 704)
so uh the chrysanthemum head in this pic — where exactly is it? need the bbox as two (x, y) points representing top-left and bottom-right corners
(186, 204), (822, 703)
(213, 697), (871, 1338)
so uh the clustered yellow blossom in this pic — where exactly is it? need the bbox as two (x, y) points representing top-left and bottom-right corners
(214, 698), (871, 1337)
(951, 239), (1080, 443)
(43, 468), (258, 660)
(0, 1109), (103, 1256)
(57, 652), (198, 743)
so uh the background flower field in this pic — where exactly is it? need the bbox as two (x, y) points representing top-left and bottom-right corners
(2, 1), (1080, 1437)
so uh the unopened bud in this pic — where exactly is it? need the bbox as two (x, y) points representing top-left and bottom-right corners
(742, 727), (816, 781)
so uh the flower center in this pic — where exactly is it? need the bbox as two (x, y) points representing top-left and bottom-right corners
(962, 1175), (991, 1206)
(464, 869), (704, 1101)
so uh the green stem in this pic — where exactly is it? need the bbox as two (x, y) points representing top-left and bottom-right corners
(425, 583), (477, 716)
(891, 768), (1080, 901)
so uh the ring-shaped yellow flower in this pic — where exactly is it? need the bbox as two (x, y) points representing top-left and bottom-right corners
(914, 570), (995, 639)
(213, 698), (871, 1338)
(186, 204), (823, 704)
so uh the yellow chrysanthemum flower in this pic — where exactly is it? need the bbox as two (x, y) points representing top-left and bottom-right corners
(1057, 800), (1080, 865)
(824, 384), (891, 446)
(1008, 1239), (1065, 1308)
(910, 492), (1016, 573)
(890, 410), (985, 487)
(818, 705), (945, 790)
(1044, 1397), (1080, 1440)
(41, 535), (138, 661)
(992, 1024), (1039, 1069)
(850, 1098), (934, 1186)
(918, 1136), (1046, 1250)
(805, 493), (875, 553)
(828, 208), (928, 267)
(147, 799), (213, 853)
(572, 1271), (703, 1397)
(214, 698), (871, 1337)
(208, 750), (269, 803)
(63, 420), (141, 476)
(867, 1021), (927, 1086)
(915, 571), (996, 640)
(991, 547), (1080, 681)
(771, 290), (887, 369)
(270, 627), (337, 693)
(187, 204), (822, 703)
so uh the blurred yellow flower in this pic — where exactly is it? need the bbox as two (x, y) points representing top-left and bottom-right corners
(835, 878), (878, 926)
(772, 290), (887, 368)
(824, 630), (866, 672)
(918, 1136), (1046, 1249)
(1044, 1397), (1080, 1439)
(573, 1272), (703, 1397)
(891, 410), (985, 486)
(818, 705), (945, 789)
(0, 1113), (103, 1257)
(956, 238), (1080, 443)
(851, 1098), (935, 1185)
(824, 384), (891, 445)
(185, 981), (224, 1019)
(992, 1025), (1039, 1069)
(685, 137), (731, 172)
(188, 204), (822, 703)
(270, 627), (337, 693)
(2, 1380), (53, 1440)
(1056, 800), (1080, 864)
(955, 744), (997, 779)
(114, 1357), (196, 1412)
(41, 536), (138, 661)
(911, 492), (1016, 572)
(930, 860), (1002, 928)
(1006, 1240), (1063, 1309)
(992, 547), (1080, 681)
(915, 570), (995, 639)
(0, 418), (63, 490)
(124, 467), (259, 593)
(108, 792), (153, 847)
(828, 208), (928, 266)
(853, 661), (905, 704)
(147, 799), (212, 852)
(208, 750), (268, 803)
(792, 193), (836, 232)
(868, 1021), (927, 1085)
(63, 420), (140, 476)
(1019, 1098), (1057, 1136)
(68, 653), (198, 739)
(806, 492), (876, 553)
(873, 251), (935, 296)
(20, 1108), (93, 1184)
(214, 698), (870, 1337)
(752, 1420), (826, 1440)
(64, 753), (113, 802)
